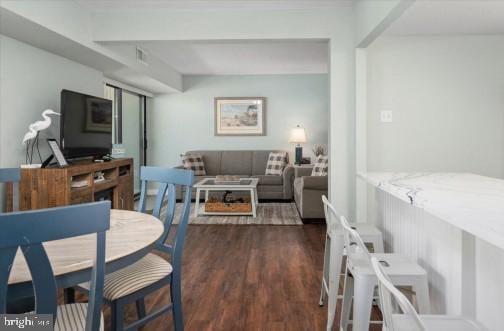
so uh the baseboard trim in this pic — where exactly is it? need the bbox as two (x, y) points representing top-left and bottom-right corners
(258, 199), (293, 203)
(301, 218), (325, 224)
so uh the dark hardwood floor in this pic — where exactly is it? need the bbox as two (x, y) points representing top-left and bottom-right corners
(77, 224), (382, 330)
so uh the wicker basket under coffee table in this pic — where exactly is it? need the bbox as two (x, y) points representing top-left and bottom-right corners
(194, 178), (259, 218)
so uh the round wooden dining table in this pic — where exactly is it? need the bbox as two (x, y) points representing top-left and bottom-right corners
(8, 209), (164, 299)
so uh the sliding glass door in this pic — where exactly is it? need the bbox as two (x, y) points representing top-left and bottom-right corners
(122, 91), (144, 195)
(104, 84), (146, 196)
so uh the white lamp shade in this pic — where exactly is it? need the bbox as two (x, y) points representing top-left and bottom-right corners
(289, 127), (307, 143)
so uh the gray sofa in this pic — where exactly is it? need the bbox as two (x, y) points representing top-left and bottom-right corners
(176, 150), (295, 201)
(293, 166), (328, 219)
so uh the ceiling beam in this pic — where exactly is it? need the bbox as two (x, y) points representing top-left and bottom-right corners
(90, 7), (345, 42)
(0, 1), (183, 93)
(355, 0), (415, 48)
(0, 6), (124, 72)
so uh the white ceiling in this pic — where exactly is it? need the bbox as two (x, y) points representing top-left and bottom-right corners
(386, 1), (504, 35)
(78, 0), (504, 81)
(75, 0), (349, 11)
(127, 40), (329, 75)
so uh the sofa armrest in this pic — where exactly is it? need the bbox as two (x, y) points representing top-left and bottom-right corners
(283, 165), (295, 181)
(301, 176), (328, 190)
(281, 166), (295, 199)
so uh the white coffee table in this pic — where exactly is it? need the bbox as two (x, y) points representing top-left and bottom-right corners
(194, 178), (259, 217)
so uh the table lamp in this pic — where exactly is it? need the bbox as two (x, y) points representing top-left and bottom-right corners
(289, 125), (307, 165)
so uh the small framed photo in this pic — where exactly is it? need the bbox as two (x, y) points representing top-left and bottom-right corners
(47, 139), (68, 167)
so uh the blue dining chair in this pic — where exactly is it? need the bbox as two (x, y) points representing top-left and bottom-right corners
(75, 166), (194, 331)
(0, 168), (20, 212)
(0, 201), (110, 331)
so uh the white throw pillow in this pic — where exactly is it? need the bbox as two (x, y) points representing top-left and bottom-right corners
(181, 153), (206, 176)
(311, 155), (328, 176)
(265, 152), (288, 176)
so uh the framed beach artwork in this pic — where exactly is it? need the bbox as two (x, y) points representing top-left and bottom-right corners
(214, 97), (266, 136)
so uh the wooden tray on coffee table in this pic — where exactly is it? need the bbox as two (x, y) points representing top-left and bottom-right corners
(205, 197), (252, 213)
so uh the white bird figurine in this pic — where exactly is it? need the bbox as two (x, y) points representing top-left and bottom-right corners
(22, 109), (60, 144)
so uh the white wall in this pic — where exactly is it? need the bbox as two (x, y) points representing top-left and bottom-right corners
(366, 35), (504, 178)
(148, 74), (328, 167)
(0, 35), (104, 209)
(0, 35), (104, 168)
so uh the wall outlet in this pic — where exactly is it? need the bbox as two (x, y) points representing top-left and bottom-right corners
(380, 110), (393, 123)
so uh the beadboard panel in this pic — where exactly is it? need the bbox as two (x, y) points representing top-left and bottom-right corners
(475, 238), (504, 330)
(368, 187), (463, 315)
(368, 186), (504, 330)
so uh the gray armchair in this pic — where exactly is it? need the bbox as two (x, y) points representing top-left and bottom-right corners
(293, 166), (328, 220)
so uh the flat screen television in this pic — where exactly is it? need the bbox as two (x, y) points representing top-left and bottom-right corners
(60, 89), (113, 159)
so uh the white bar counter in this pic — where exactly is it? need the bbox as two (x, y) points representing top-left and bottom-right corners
(360, 172), (504, 250)
(360, 172), (504, 330)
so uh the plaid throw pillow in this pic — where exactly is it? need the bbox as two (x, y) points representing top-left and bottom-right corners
(265, 152), (288, 176)
(181, 153), (206, 176)
(311, 155), (328, 176)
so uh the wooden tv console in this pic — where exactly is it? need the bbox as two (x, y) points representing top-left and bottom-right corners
(7, 158), (134, 211)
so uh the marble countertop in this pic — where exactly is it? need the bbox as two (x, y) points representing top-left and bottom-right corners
(359, 172), (504, 250)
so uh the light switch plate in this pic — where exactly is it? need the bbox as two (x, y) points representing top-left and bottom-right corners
(380, 110), (393, 123)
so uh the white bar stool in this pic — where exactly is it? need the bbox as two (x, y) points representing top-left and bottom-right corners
(339, 215), (431, 331)
(370, 257), (487, 331)
(319, 196), (384, 331)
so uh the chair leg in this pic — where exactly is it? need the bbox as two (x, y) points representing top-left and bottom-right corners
(340, 273), (354, 331)
(319, 280), (327, 306)
(136, 299), (147, 319)
(326, 284), (337, 331)
(111, 301), (124, 331)
(171, 281), (184, 331)
(352, 276), (375, 331)
(319, 235), (329, 306)
(326, 236), (343, 331)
